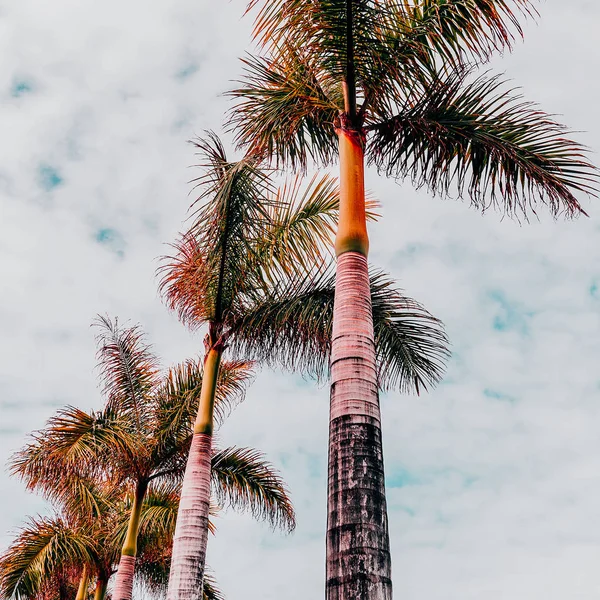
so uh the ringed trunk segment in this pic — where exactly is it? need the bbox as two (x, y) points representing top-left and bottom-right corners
(167, 345), (222, 600)
(327, 207), (392, 597)
(335, 127), (369, 258)
(166, 432), (213, 600)
(75, 566), (90, 600)
(112, 479), (148, 600)
(111, 556), (136, 600)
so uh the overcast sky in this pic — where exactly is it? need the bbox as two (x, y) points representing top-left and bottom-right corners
(1, 1), (600, 599)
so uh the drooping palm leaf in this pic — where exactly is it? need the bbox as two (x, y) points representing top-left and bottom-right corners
(0, 516), (95, 600)
(228, 267), (448, 392)
(228, 48), (341, 169)
(94, 315), (161, 423)
(211, 446), (296, 532)
(368, 69), (597, 217)
(10, 406), (140, 492)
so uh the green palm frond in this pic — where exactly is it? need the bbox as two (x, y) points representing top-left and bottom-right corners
(229, 266), (448, 392)
(369, 271), (449, 393)
(152, 359), (255, 474)
(203, 574), (225, 600)
(228, 49), (340, 169)
(10, 406), (140, 492)
(159, 133), (276, 327)
(256, 173), (339, 273)
(94, 315), (161, 421)
(211, 446), (296, 532)
(392, 0), (536, 67)
(368, 70), (598, 217)
(229, 267), (334, 379)
(0, 516), (94, 600)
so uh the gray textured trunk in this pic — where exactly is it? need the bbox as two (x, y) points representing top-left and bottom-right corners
(326, 251), (392, 600)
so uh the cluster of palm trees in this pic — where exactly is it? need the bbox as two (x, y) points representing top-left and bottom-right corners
(2, 2), (597, 600)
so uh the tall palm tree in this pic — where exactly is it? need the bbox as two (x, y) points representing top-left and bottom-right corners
(9, 317), (295, 600)
(230, 3), (598, 598)
(159, 132), (448, 600)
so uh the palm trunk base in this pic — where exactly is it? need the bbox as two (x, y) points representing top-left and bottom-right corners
(327, 414), (392, 600)
(112, 555), (136, 600)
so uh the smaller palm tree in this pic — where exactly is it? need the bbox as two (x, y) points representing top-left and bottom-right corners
(9, 316), (295, 600)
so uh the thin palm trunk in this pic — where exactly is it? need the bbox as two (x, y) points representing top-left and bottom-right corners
(167, 345), (223, 600)
(75, 566), (90, 600)
(112, 480), (148, 600)
(326, 127), (392, 600)
(93, 575), (109, 600)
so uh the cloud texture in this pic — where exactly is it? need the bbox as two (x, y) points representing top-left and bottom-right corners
(1, 1), (599, 598)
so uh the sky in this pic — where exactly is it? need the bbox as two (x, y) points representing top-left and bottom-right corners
(1, 1), (600, 599)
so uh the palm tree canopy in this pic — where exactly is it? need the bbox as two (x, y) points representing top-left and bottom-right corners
(10, 318), (256, 494)
(230, 0), (598, 217)
(161, 133), (448, 394)
(159, 133), (342, 334)
(0, 516), (95, 600)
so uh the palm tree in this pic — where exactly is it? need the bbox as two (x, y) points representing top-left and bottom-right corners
(0, 480), (229, 600)
(230, 3), (598, 598)
(9, 317), (295, 600)
(159, 132), (448, 600)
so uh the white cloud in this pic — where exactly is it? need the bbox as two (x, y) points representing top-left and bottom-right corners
(1, 1), (600, 599)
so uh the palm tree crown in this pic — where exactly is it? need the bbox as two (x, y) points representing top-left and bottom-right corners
(231, 0), (597, 217)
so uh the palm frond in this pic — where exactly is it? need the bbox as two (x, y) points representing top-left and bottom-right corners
(0, 516), (94, 600)
(94, 315), (161, 421)
(393, 0), (536, 67)
(211, 446), (296, 532)
(369, 271), (449, 393)
(228, 49), (339, 169)
(229, 267), (334, 379)
(10, 406), (140, 493)
(159, 133), (279, 327)
(229, 266), (448, 392)
(256, 173), (339, 273)
(368, 70), (598, 217)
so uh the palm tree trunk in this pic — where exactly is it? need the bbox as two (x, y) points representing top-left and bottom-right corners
(327, 127), (392, 600)
(167, 345), (223, 600)
(112, 479), (148, 600)
(75, 566), (90, 600)
(93, 575), (109, 600)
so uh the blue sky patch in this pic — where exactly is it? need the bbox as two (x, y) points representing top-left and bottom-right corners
(37, 165), (63, 191)
(11, 79), (33, 97)
(483, 388), (517, 404)
(95, 227), (125, 256)
(488, 289), (533, 334)
(176, 62), (199, 80)
(387, 467), (420, 489)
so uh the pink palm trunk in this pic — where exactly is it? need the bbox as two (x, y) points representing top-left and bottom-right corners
(167, 432), (213, 600)
(112, 556), (136, 600)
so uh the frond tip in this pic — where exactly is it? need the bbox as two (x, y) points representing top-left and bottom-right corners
(211, 446), (296, 533)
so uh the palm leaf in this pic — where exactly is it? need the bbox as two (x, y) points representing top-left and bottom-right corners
(229, 266), (448, 392)
(0, 516), (94, 600)
(10, 406), (140, 493)
(228, 49), (339, 169)
(211, 446), (296, 532)
(94, 315), (161, 422)
(368, 69), (598, 217)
